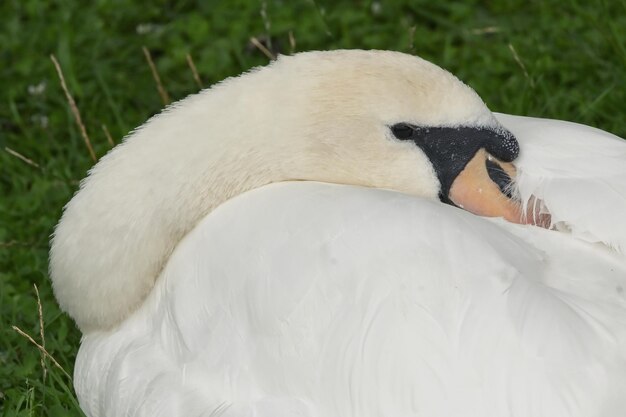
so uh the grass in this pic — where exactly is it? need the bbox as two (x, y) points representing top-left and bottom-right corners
(1, 0), (624, 415)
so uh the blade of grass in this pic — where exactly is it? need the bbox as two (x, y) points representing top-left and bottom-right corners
(142, 46), (171, 106)
(249, 37), (276, 60)
(93, 68), (129, 135)
(50, 54), (97, 162)
(5, 147), (40, 169)
(101, 124), (115, 147)
(508, 44), (535, 88)
(186, 53), (204, 89)
(12, 326), (72, 380)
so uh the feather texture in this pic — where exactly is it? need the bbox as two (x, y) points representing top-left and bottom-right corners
(54, 51), (626, 417)
(76, 161), (626, 417)
(497, 113), (626, 252)
(50, 50), (495, 332)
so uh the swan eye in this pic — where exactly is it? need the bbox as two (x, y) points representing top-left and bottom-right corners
(391, 123), (415, 140)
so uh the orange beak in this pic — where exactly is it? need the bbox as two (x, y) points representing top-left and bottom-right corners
(448, 149), (551, 228)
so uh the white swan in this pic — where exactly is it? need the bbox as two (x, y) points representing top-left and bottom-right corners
(50, 50), (626, 417)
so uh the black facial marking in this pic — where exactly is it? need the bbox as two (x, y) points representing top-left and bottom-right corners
(486, 159), (514, 198)
(390, 123), (519, 203)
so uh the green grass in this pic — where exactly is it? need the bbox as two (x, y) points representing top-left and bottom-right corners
(1, 0), (625, 415)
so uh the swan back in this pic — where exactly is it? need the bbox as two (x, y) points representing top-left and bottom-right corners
(75, 182), (626, 417)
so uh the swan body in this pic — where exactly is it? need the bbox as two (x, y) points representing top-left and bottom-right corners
(51, 50), (500, 332)
(49, 50), (626, 416)
(78, 180), (626, 417)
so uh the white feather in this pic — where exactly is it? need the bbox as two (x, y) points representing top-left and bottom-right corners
(497, 113), (626, 252)
(76, 180), (626, 417)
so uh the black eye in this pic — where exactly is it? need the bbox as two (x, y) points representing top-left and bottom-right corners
(391, 123), (414, 140)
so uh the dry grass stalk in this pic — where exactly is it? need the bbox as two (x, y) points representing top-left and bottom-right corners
(250, 36), (275, 60)
(33, 284), (47, 381)
(4, 147), (40, 168)
(186, 53), (204, 89)
(142, 46), (171, 106)
(101, 124), (115, 147)
(50, 55), (97, 162)
(288, 30), (296, 54)
(508, 43), (535, 88)
(260, 0), (272, 51)
(0, 240), (32, 247)
(470, 26), (501, 35)
(408, 26), (416, 51)
(12, 325), (72, 380)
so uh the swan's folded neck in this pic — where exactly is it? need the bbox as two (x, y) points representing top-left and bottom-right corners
(49, 50), (500, 332)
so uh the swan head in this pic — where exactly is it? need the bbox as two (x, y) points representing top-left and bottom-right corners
(259, 50), (527, 222)
(51, 50), (539, 332)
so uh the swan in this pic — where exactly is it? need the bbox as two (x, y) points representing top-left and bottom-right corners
(49, 50), (626, 417)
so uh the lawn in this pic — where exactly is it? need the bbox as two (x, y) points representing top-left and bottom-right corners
(1, 0), (624, 415)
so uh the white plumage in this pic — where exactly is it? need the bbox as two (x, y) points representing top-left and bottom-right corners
(50, 51), (626, 416)
(499, 113), (626, 252)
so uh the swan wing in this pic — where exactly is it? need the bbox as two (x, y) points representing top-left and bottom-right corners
(75, 182), (626, 417)
(496, 113), (626, 253)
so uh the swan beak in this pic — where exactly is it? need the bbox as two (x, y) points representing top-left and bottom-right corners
(448, 149), (551, 228)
